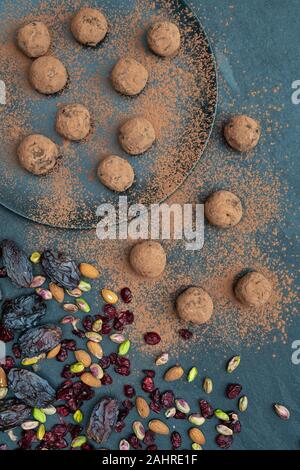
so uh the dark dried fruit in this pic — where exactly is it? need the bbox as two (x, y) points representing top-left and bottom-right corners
(178, 328), (193, 340)
(144, 430), (155, 446)
(116, 356), (130, 368)
(114, 421), (126, 433)
(18, 324), (62, 357)
(199, 399), (214, 419)
(2, 355), (15, 373)
(122, 399), (134, 410)
(0, 267), (7, 278)
(115, 366), (130, 376)
(144, 332), (161, 345)
(0, 323), (14, 342)
(228, 420), (241, 433)
(0, 398), (31, 431)
(86, 397), (119, 444)
(150, 388), (161, 403)
(174, 410), (187, 419)
(226, 383), (242, 399)
(1, 294), (47, 331)
(150, 401), (161, 414)
(120, 287), (132, 303)
(161, 390), (175, 408)
(143, 369), (155, 378)
(128, 434), (142, 449)
(12, 343), (21, 358)
(147, 444), (158, 451)
(8, 368), (56, 407)
(118, 310), (134, 325)
(18, 429), (36, 449)
(216, 434), (233, 449)
(99, 357), (111, 369)
(124, 384), (136, 398)
(61, 339), (76, 351)
(56, 348), (68, 362)
(56, 406), (70, 417)
(101, 324), (113, 335)
(103, 304), (117, 318)
(1, 240), (33, 288)
(142, 376), (155, 393)
(101, 373), (113, 385)
(41, 250), (80, 290)
(82, 315), (93, 331)
(171, 431), (182, 450)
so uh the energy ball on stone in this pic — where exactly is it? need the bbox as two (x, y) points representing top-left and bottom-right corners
(56, 104), (91, 141)
(119, 117), (156, 155)
(204, 190), (243, 228)
(111, 57), (149, 96)
(71, 7), (108, 47)
(176, 287), (214, 325)
(224, 115), (261, 152)
(147, 21), (181, 57)
(17, 21), (51, 58)
(18, 134), (59, 176)
(97, 155), (135, 192)
(235, 271), (272, 307)
(130, 241), (167, 279)
(29, 56), (68, 95)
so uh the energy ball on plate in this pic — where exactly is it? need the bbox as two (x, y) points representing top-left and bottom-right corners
(224, 115), (261, 152)
(97, 155), (134, 192)
(119, 117), (156, 155)
(71, 7), (108, 47)
(18, 134), (59, 176)
(17, 21), (51, 58)
(111, 57), (149, 96)
(130, 241), (167, 279)
(204, 190), (243, 228)
(56, 104), (91, 141)
(147, 21), (181, 57)
(235, 271), (272, 307)
(29, 56), (68, 95)
(176, 287), (213, 325)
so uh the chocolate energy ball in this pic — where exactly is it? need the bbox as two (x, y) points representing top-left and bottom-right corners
(71, 7), (108, 47)
(119, 117), (156, 155)
(56, 104), (91, 141)
(111, 57), (149, 96)
(130, 241), (167, 279)
(17, 21), (51, 58)
(18, 134), (59, 176)
(147, 21), (181, 57)
(204, 190), (243, 228)
(224, 115), (261, 152)
(29, 56), (68, 95)
(235, 272), (272, 307)
(176, 287), (214, 325)
(98, 155), (135, 192)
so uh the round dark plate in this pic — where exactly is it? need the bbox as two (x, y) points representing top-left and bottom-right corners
(0, 0), (217, 229)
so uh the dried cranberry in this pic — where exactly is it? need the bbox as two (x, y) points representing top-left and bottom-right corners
(52, 424), (68, 437)
(2, 356), (15, 373)
(161, 390), (175, 408)
(128, 434), (142, 449)
(142, 376), (155, 393)
(72, 328), (85, 338)
(81, 443), (93, 450)
(226, 383), (242, 399)
(178, 328), (193, 340)
(118, 310), (134, 325)
(68, 424), (82, 439)
(171, 431), (182, 450)
(61, 339), (77, 351)
(144, 430), (155, 446)
(216, 434), (233, 449)
(54, 438), (68, 449)
(113, 319), (124, 331)
(61, 365), (75, 379)
(0, 267), (7, 278)
(101, 324), (112, 335)
(56, 405), (70, 417)
(0, 324), (13, 342)
(144, 332), (161, 345)
(143, 369), (155, 378)
(116, 356), (130, 368)
(103, 304), (117, 319)
(114, 421), (126, 433)
(18, 430), (36, 450)
(122, 399), (134, 410)
(147, 445), (158, 451)
(67, 398), (78, 412)
(82, 316), (93, 331)
(150, 401), (161, 414)
(115, 366), (130, 376)
(99, 356), (111, 369)
(227, 420), (242, 434)
(118, 409), (129, 421)
(150, 388), (161, 403)
(124, 384), (136, 398)
(174, 410), (186, 419)
(109, 352), (118, 364)
(56, 347), (68, 362)
(101, 373), (113, 385)
(199, 399), (214, 419)
(12, 343), (21, 358)
(120, 287), (132, 304)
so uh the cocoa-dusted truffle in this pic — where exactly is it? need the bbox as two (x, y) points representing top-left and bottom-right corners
(111, 57), (149, 96)
(17, 21), (51, 58)
(56, 104), (91, 141)
(224, 115), (261, 152)
(119, 117), (156, 155)
(29, 56), (68, 95)
(147, 21), (181, 57)
(130, 241), (166, 278)
(71, 7), (108, 47)
(205, 190), (243, 228)
(235, 272), (272, 307)
(18, 134), (59, 176)
(98, 155), (134, 192)
(176, 287), (214, 325)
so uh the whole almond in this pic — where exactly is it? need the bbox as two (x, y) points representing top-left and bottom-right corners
(188, 427), (206, 445)
(136, 397), (150, 419)
(74, 350), (92, 368)
(46, 344), (61, 359)
(149, 420), (170, 435)
(0, 367), (7, 387)
(79, 263), (100, 279)
(81, 372), (102, 388)
(87, 341), (103, 359)
(164, 365), (184, 382)
(49, 283), (64, 303)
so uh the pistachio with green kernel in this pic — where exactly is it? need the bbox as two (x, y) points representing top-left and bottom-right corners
(35, 288), (52, 300)
(22, 354), (45, 366)
(73, 410), (83, 423)
(63, 304), (79, 313)
(71, 436), (87, 448)
(21, 421), (39, 431)
(227, 355), (241, 373)
(118, 339), (131, 356)
(203, 377), (213, 394)
(37, 424), (46, 440)
(216, 424), (233, 436)
(33, 408), (46, 424)
(214, 409), (230, 421)
(274, 404), (290, 420)
(78, 280), (92, 292)
(41, 405), (56, 416)
(30, 252), (41, 264)
(85, 331), (102, 343)
(165, 407), (176, 419)
(187, 367), (198, 383)
(30, 276), (46, 288)
(70, 362), (85, 374)
(188, 414), (205, 426)
(239, 395), (248, 412)
(0, 387), (8, 399)
(155, 352), (169, 366)
(175, 399), (190, 414)
(76, 298), (91, 313)
(90, 363), (104, 380)
(110, 333), (126, 344)
(92, 319), (103, 333)
(119, 439), (130, 450)
(191, 443), (202, 450)
(67, 288), (82, 298)
(132, 421), (145, 440)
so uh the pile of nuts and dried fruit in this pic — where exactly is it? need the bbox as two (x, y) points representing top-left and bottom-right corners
(0, 240), (289, 450)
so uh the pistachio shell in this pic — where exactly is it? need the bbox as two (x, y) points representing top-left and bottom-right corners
(274, 404), (290, 420)
(188, 414), (205, 426)
(216, 424), (233, 436)
(203, 377), (213, 394)
(41, 405), (56, 416)
(239, 395), (248, 412)
(21, 421), (40, 431)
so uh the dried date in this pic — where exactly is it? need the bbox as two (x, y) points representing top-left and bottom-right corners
(18, 324), (62, 357)
(0, 398), (31, 431)
(1, 294), (47, 331)
(87, 397), (119, 444)
(8, 368), (56, 408)
(0, 240), (33, 288)
(41, 250), (80, 290)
